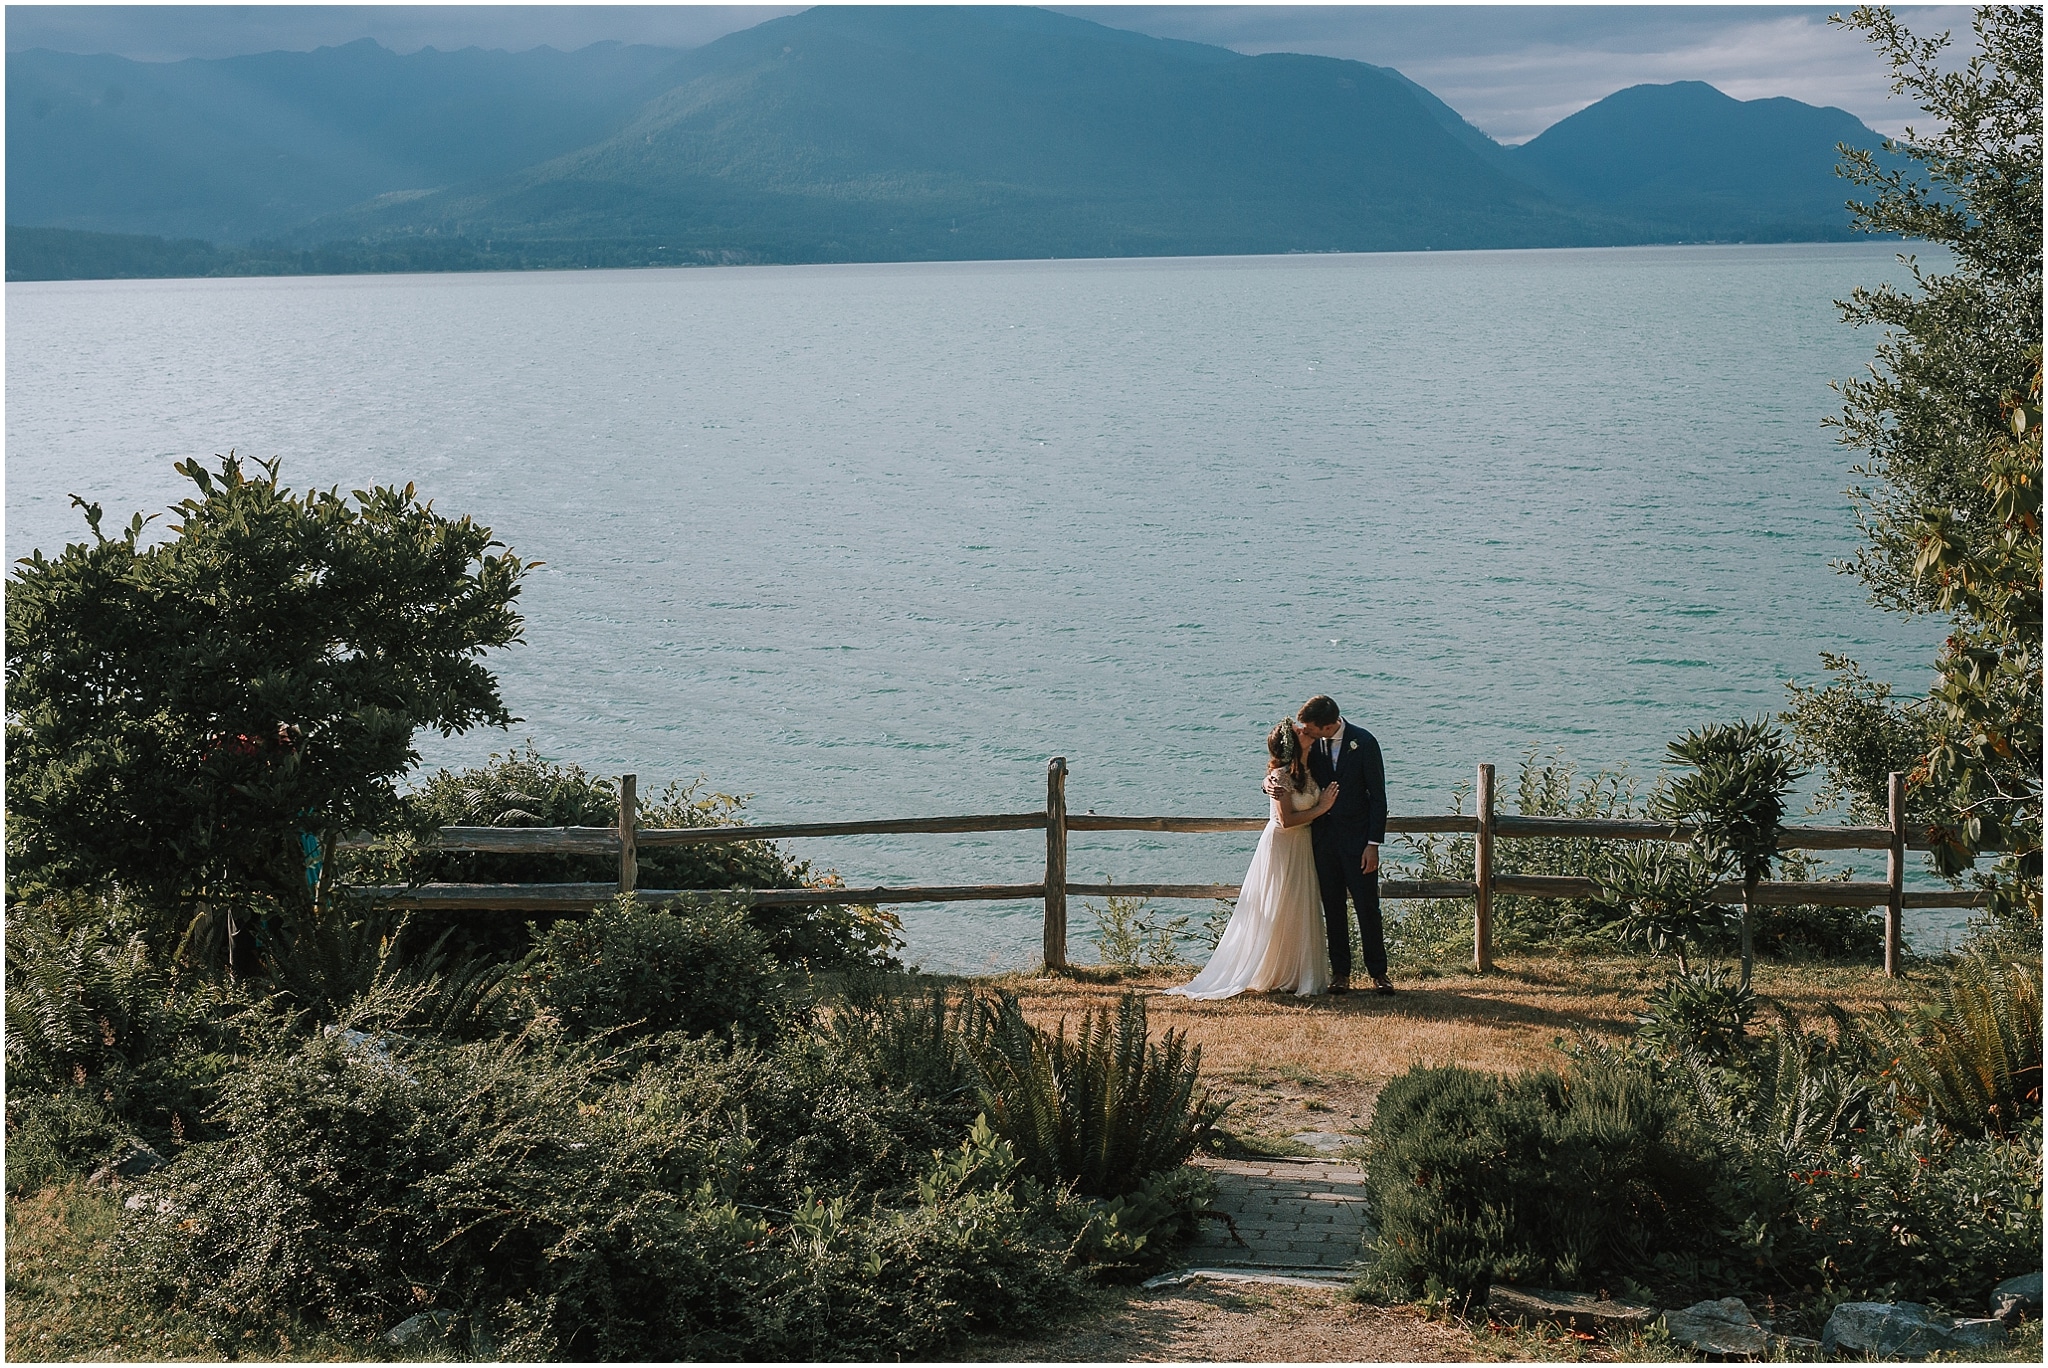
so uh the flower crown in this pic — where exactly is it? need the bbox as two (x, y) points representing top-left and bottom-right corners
(1272, 718), (1302, 764)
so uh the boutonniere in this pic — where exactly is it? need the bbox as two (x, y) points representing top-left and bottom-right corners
(1348, 740), (1358, 751)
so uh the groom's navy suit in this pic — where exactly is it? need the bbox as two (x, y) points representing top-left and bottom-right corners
(1307, 722), (1389, 983)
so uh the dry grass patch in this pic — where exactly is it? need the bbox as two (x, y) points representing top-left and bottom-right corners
(5, 1182), (397, 1363)
(958, 956), (1933, 1145)
(957, 1281), (1476, 1362)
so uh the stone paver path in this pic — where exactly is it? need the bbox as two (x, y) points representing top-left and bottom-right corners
(1186, 1156), (1374, 1275)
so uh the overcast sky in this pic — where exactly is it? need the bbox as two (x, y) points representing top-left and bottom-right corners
(5, 3), (1972, 143)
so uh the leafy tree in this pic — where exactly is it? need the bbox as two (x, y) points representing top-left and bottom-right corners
(1791, 6), (2041, 934)
(1828, 4), (2041, 615)
(5, 455), (528, 954)
(1912, 360), (2042, 902)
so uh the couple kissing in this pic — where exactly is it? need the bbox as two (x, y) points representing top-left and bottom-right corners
(1165, 695), (1393, 1000)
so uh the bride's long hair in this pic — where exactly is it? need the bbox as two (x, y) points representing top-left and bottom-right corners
(1266, 719), (1308, 792)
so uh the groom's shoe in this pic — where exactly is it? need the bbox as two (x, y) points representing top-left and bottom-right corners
(1329, 977), (1351, 996)
(1371, 977), (1397, 996)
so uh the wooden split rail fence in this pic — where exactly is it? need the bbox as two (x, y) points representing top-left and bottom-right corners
(344, 760), (1991, 979)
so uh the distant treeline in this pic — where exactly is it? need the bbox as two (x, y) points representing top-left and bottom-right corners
(6, 226), (763, 282)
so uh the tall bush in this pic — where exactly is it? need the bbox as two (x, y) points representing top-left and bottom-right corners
(4, 456), (527, 946)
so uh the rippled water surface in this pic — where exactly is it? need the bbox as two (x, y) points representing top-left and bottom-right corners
(6, 244), (1962, 968)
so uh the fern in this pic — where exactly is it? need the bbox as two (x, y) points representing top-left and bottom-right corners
(265, 905), (523, 1037)
(4, 896), (168, 1079)
(965, 992), (1225, 1197)
(1873, 950), (2043, 1137)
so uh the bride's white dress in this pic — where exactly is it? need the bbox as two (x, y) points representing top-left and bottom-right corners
(1165, 780), (1330, 999)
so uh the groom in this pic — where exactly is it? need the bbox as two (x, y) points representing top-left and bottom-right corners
(1267, 695), (1393, 995)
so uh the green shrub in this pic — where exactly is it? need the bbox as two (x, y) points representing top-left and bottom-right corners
(1746, 1124), (2043, 1308)
(967, 992), (1225, 1199)
(1686, 1013), (1875, 1165)
(823, 976), (981, 1104)
(4, 456), (526, 927)
(1749, 899), (1886, 962)
(1358, 1063), (1726, 1301)
(532, 894), (802, 1043)
(6, 892), (176, 1084)
(1634, 964), (1757, 1061)
(1084, 890), (1187, 970)
(1595, 842), (1729, 970)
(1390, 750), (1648, 958)
(712, 1117), (1084, 1359)
(115, 1012), (1090, 1359)
(116, 1024), (757, 1357)
(4, 1089), (123, 1197)
(1503, 1002), (2043, 1312)
(354, 746), (900, 972)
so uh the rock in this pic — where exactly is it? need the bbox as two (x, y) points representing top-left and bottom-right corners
(1487, 1285), (1658, 1335)
(324, 1025), (415, 1080)
(385, 1310), (456, 1346)
(113, 1138), (166, 1177)
(1664, 1297), (1769, 1357)
(88, 1138), (166, 1186)
(1288, 1130), (1352, 1153)
(1992, 1271), (2043, 1325)
(1822, 1301), (2000, 1359)
(1950, 1317), (2011, 1349)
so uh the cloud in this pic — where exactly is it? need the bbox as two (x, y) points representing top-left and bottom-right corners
(1054, 4), (1974, 142)
(3, 5), (801, 62)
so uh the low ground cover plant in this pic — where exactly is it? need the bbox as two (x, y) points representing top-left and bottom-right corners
(7, 887), (1226, 1360)
(531, 893), (802, 1042)
(1359, 1062), (1725, 1302)
(1357, 945), (2043, 1326)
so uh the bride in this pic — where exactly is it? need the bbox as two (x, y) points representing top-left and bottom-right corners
(1165, 720), (1336, 1000)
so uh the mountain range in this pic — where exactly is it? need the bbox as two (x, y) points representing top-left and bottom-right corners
(6, 6), (1895, 280)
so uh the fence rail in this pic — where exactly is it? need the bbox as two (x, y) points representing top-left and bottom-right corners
(341, 758), (2004, 978)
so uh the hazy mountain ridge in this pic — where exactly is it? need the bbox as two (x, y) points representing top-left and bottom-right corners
(6, 6), (1893, 278)
(6, 39), (688, 241)
(1508, 79), (1892, 237)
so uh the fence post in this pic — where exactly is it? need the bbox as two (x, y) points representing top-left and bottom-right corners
(1044, 756), (1069, 971)
(1885, 770), (1904, 977)
(618, 773), (638, 895)
(1474, 762), (1496, 973)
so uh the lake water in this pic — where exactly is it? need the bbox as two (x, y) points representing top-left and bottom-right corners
(5, 244), (1967, 969)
